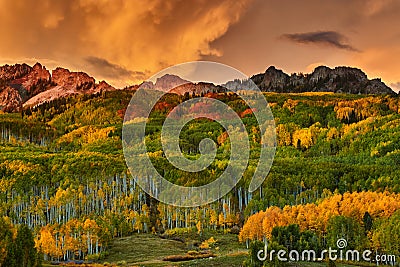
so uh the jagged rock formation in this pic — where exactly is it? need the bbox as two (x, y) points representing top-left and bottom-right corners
(52, 67), (95, 90)
(0, 86), (23, 112)
(0, 63), (115, 112)
(11, 63), (51, 97)
(251, 66), (395, 94)
(0, 63), (32, 81)
(0, 63), (51, 111)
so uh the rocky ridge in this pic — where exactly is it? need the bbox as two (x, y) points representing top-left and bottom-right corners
(0, 63), (115, 112)
(0, 63), (396, 112)
(250, 66), (394, 94)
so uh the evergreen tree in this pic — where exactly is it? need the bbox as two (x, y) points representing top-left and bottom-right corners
(4, 241), (18, 267)
(15, 225), (41, 267)
(363, 212), (373, 233)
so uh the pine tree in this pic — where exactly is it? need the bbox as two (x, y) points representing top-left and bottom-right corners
(15, 225), (41, 267)
(4, 241), (18, 267)
(0, 217), (14, 266)
(362, 212), (373, 233)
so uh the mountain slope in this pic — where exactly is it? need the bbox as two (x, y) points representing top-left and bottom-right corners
(23, 68), (115, 108)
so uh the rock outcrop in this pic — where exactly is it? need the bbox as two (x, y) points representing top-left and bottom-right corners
(0, 86), (23, 112)
(251, 66), (395, 94)
(10, 63), (51, 98)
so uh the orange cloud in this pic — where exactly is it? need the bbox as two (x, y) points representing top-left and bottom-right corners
(0, 0), (251, 87)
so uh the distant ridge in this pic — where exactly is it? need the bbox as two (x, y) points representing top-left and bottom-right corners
(142, 74), (227, 95)
(0, 63), (396, 112)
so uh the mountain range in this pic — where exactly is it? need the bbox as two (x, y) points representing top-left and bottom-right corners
(0, 63), (396, 112)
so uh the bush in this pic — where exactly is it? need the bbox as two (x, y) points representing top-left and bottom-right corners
(199, 237), (217, 249)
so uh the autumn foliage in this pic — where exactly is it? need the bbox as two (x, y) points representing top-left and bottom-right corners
(1, 90), (400, 263)
(239, 191), (400, 241)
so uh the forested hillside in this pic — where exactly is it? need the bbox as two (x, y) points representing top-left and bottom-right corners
(0, 90), (399, 264)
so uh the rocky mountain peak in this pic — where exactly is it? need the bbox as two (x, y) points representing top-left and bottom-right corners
(311, 66), (331, 79)
(154, 74), (190, 92)
(32, 62), (43, 70)
(265, 65), (284, 74)
(95, 80), (114, 92)
(259, 66), (290, 90)
(17, 63), (51, 92)
(0, 63), (32, 82)
(52, 67), (95, 90)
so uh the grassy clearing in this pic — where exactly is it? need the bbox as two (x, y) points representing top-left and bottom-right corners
(100, 232), (247, 266)
(102, 234), (187, 265)
(44, 233), (380, 267)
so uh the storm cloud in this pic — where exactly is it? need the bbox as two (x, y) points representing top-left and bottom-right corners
(281, 31), (359, 52)
(84, 56), (147, 80)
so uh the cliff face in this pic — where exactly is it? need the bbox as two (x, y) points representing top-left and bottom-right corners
(0, 63), (115, 112)
(251, 66), (395, 94)
(0, 86), (23, 112)
(0, 63), (51, 111)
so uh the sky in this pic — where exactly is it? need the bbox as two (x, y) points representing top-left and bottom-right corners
(0, 0), (399, 92)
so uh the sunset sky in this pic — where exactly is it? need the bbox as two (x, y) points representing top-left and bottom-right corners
(0, 0), (399, 92)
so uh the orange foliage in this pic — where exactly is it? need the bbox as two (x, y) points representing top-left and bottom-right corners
(239, 191), (400, 242)
(240, 108), (256, 118)
(154, 101), (173, 112)
(217, 131), (229, 145)
(35, 219), (104, 259)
